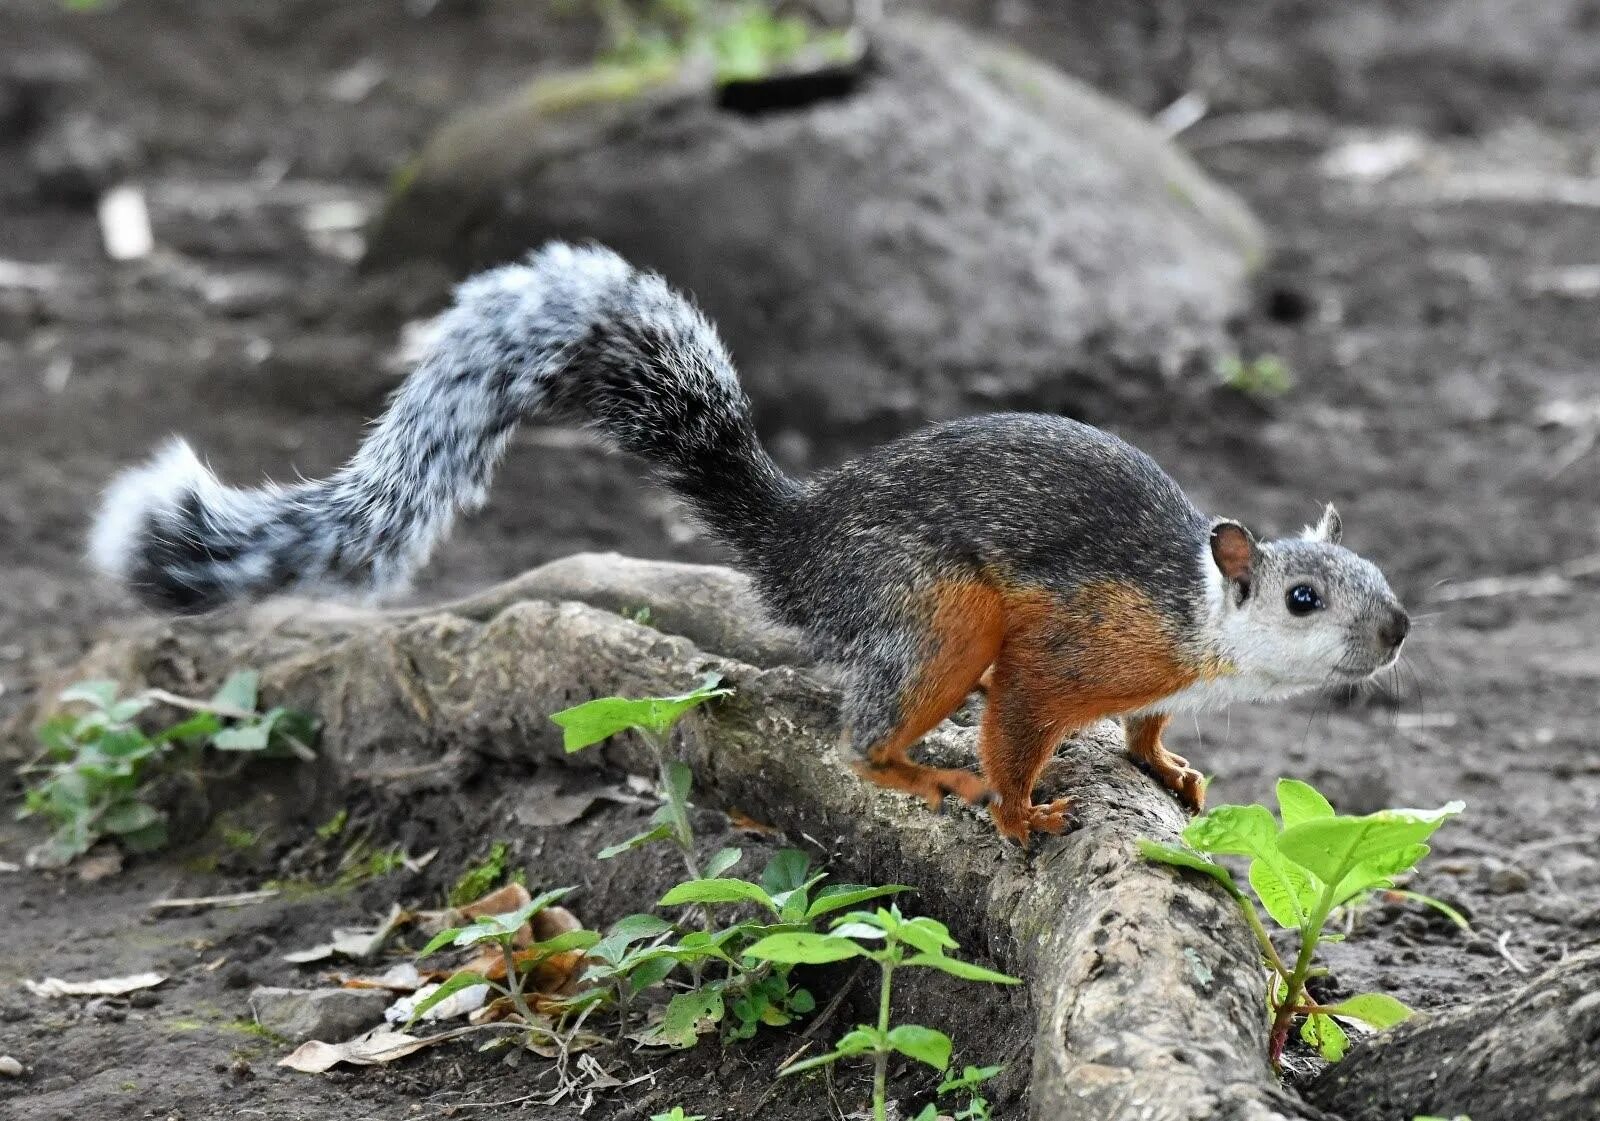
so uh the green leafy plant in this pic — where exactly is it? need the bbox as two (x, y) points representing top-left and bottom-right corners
(914, 1064), (1004, 1121)
(746, 904), (1020, 1121)
(19, 673), (316, 866)
(413, 887), (599, 1029)
(449, 840), (523, 906)
(580, 847), (905, 1047)
(1141, 778), (1463, 1067)
(552, 673), (730, 879)
(1218, 353), (1292, 397)
(589, 0), (857, 85)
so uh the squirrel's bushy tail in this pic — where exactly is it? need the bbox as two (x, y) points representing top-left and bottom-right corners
(90, 243), (800, 612)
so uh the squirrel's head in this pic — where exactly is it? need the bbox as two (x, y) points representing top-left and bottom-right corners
(1204, 505), (1408, 696)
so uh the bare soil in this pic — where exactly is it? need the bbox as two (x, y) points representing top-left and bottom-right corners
(2, 1), (1598, 1119)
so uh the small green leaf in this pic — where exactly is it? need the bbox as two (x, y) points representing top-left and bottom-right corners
(550, 674), (730, 751)
(406, 971), (489, 1025)
(59, 680), (119, 709)
(598, 822), (675, 859)
(760, 848), (812, 895)
(887, 1024), (952, 1071)
(647, 988), (725, 1048)
(99, 801), (162, 835)
(1137, 839), (1243, 897)
(418, 926), (469, 958)
(805, 883), (911, 919)
(902, 954), (1021, 985)
(1301, 1012), (1349, 1061)
(1323, 992), (1413, 1029)
(704, 847), (742, 879)
(896, 916), (958, 956)
(1276, 778), (1335, 829)
(211, 670), (260, 712)
(658, 878), (777, 912)
(744, 932), (864, 964)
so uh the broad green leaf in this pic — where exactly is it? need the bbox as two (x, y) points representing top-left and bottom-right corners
(1323, 992), (1413, 1029)
(903, 954), (1021, 985)
(761, 848), (811, 895)
(887, 1024), (952, 1071)
(1249, 856), (1319, 930)
(1184, 803), (1280, 857)
(704, 847), (742, 879)
(744, 932), (864, 965)
(211, 670), (260, 712)
(647, 988), (725, 1048)
(100, 801), (162, 835)
(1280, 804), (1462, 889)
(550, 674), (730, 751)
(659, 878), (777, 912)
(1331, 843), (1432, 908)
(1276, 779), (1334, 829)
(1137, 840), (1243, 897)
(1301, 1012), (1349, 1061)
(598, 822), (675, 859)
(60, 680), (119, 709)
(407, 971), (490, 1025)
(805, 883), (911, 919)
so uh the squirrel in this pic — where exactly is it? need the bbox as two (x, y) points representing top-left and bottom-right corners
(89, 243), (1410, 843)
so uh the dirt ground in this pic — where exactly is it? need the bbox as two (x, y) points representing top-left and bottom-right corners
(1, 1), (1598, 1118)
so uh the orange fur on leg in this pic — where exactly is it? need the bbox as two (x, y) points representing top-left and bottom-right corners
(858, 582), (1004, 809)
(1124, 713), (1205, 812)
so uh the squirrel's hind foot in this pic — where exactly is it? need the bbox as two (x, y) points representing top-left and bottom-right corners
(856, 757), (994, 812)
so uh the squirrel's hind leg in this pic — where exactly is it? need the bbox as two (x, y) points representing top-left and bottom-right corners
(846, 582), (1005, 811)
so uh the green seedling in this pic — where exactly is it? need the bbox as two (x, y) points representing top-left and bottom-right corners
(413, 887), (599, 1030)
(1217, 353), (1292, 398)
(552, 673), (730, 880)
(589, 0), (856, 85)
(916, 1064), (1004, 1121)
(20, 673), (316, 866)
(1141, 778), (1463, 1067)
(449, 841), (522, 906)
(747, 903), (1020, 1121)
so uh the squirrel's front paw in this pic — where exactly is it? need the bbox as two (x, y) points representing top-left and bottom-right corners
(1147, 752), (1205, 813)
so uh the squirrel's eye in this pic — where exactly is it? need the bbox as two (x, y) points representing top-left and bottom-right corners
(1285, 584), (1324, 616)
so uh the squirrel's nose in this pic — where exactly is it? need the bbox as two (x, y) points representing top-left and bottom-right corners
(1379, 608), (1410, 650)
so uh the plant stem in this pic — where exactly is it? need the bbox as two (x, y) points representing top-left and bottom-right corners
(500, 939), (538, 1026)
(873, 955), (894, 1121)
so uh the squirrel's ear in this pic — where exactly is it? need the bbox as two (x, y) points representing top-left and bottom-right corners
(1210, 520), (1256, 592)
(1304, 503), (1343, 544)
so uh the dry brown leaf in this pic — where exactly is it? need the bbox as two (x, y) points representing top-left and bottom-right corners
(25, 972), (166, 998)
(278, 1026), (467, 1073)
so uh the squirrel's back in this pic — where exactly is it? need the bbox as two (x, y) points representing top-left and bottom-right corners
(756, 413), (1211, 633)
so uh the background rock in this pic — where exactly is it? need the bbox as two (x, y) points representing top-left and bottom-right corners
(368, 15), (1264, 436)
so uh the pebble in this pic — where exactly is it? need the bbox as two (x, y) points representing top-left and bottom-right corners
(0, 1055), (23, 1077)
(1487, 866), (1531, 895)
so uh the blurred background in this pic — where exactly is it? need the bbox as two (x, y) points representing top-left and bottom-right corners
(0, 0), (1596, 1112)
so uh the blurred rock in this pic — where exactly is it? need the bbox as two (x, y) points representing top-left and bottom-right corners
(29, 113), (141, 205)
(368, 16), (1264, 436)
(248, 987), (390, 1044)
